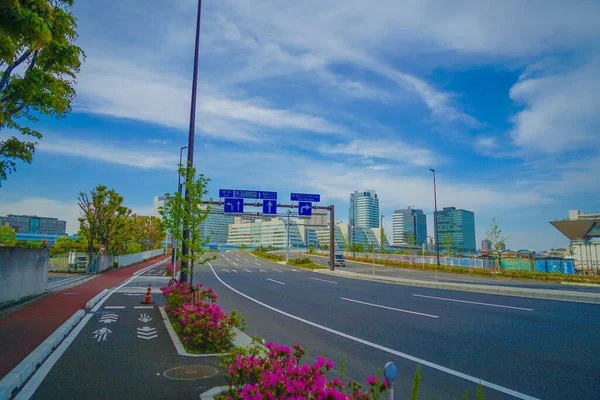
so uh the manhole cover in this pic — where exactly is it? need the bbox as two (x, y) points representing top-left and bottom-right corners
(163, 365), (219, 381)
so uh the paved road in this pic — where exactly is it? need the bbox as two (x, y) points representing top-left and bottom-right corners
(305, 254), (600, 293)
(194, 251), (600, 400)
(21, 261), (225, 400)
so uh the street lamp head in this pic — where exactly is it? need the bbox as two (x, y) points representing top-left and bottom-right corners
(429, 168), (435, 173)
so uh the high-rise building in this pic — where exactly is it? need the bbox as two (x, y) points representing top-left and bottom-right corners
(392, 207), (427, 246)
(154, 196), (166, 219)
(481, 239), (492, 252)
(434, 207), (476, 253)
(199, 205), (234, 244)
(0, 214), (67, 235)
(349, 190), (379, 248)
(227, 218), (305, 248)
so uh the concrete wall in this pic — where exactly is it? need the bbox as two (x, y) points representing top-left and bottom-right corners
(572, 241), (600, 272)
(117, 248), (164, 268)
(0, 247), (49, 305)
(97, 254), (115, 273)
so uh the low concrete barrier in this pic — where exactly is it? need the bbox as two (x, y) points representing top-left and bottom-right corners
(0, 247), (49, 306)
(117, 248), (164, 268)
(85, 289), (109, 310)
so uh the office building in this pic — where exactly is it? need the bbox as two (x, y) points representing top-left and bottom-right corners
(227, 218), (305, 248)
(199, 205), (234, 244)
(481, 239), (492, 252)
(0, 214), (67, 235)
(434, 207), (476, 253)
(154, 196), (165, 219)
(349, 190), (379, 248)
(392, 207), (427, 246)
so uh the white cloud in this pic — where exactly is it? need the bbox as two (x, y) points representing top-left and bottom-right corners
(319, 139), (440, 166)
(38, 135), (179, 170)
(509, 60), (600, 153)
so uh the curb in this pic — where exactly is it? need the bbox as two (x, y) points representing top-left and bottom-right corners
(84, 289), (109, 310)
(0, 309), (85, 400)
(560, 281), (600, 288)
(316, 269), (600, 304)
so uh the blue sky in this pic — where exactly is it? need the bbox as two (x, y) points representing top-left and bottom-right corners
(1, 0), (599, 250)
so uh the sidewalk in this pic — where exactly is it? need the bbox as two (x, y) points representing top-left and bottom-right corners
(0, 255), (169, 379)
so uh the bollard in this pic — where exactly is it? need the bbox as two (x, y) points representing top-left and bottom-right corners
(384, 361), (398, 400)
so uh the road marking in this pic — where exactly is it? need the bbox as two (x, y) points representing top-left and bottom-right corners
(98, 313), (119, 324)
(104, 306), (125, 309)
(260, 269), (268, 273)
(244, 269), (252, 273)
(292, 269), (299, 272)
(341, 298), (439, 318)
(232, 269), (238, 273)
(223, 270), (231, 273)
(137, 326), (158, 340)
(138, 314), (152, 323)
(309, 277), (338, 284)
(232, 262), (239, 266)
(266, 278), (286, 285)
(254, 262), (262, 266)
(208, 263), (538, 400)
(134, 306), (154, 309)
(272, 269), (284, 273)
(92, 327), (112, 342)
(412, 294), (534, 311)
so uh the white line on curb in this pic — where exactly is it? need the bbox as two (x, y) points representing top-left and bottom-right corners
(209, 263), (539, 400)
(309, 277), (338, 284)
(412, 294), (534, 311)
(104, 306), (125, 309)
(266, 278), (285, 285)
(341, 297), (439, 318)
(134, 306), (154, 309)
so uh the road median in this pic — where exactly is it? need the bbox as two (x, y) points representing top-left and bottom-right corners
(316, 269), (600, 304)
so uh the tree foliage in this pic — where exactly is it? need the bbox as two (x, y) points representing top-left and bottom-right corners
(160, 165), (213, 281)
(486, 217), (507, 254)
(52, 235), (73, 253)
(0, 0), (85, 184)
(405, 231), (417, 247)
(0, 224), (17, 246)
(77, 185), (131, 256)
(442, 232), (453, 255)
(129, 214), (165, 251)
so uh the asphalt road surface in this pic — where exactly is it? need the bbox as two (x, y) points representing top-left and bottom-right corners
(304, 254), (600, 293)
(193, 251), (600, 400)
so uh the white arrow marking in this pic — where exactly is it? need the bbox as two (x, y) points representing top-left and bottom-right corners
(267, 201), (273, 213)
(226, 202), (233, 210)
(93, 327), (112, 342)
(138, 314), (153, 323)
(236, 200), (241, 211)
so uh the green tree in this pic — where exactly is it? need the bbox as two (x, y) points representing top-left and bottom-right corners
(442, 232), (453, 255)
(129, 214), (165, 251)
(53, 235), (73, 254)
(160, 165), (213, 282)
(368, 243), (375, 253)
(486, 217), (507, 271)
(0, 224), (17, 246)
(126, 241), (143, 255)
(0, 0), (85, 184)
(320, 244), (329, 251)
(380, 228), (388, 253)
(77, 185), (131, 257)
(405, 231), (417, 247)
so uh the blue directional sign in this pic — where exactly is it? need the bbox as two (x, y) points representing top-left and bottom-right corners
(291, 193), (320, 202)
(298, 201), (312, 217)
(224, 198), (244, 214)
(219, 189), (234, 198)
(263, 200), (277, 215)
(234, 190), (277, 200)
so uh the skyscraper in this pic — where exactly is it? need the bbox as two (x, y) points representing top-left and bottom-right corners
(392, 207), (427, 246)
(434, 207), (476, 253)
(349, 190), (380, 249)
(481, 239), (492, 252)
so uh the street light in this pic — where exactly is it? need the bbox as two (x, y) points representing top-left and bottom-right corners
(429, 168), (440, 266)
(181, 0), (203, 283)
(171, 146), (188, 272)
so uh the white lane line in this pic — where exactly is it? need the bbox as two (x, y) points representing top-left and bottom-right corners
(309, 277), (338, 284)
(272, 269), (284, 273)
(292, 269), (299, 272)
(260, 269), (268, 273)
(254, 262), (262, 266)
(223, 270), (231, 273)
(232, 269), (238, 273)
(266, 278), (286, 285)
(232, 262), (239, 266)
(104, 306), (125, 309)
(134, 306), (154, 309)
(412, 294), (534, 311)
(244, 269), (252, 273)
(208, 263), (538, 400)
(341, 298), (439, 318)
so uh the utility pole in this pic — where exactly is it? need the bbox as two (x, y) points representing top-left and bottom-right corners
(380, 214), (385, 254)
(430, 168), (440, 266)
(285, 210), (291, 263)
(172, 146), (187, 272)
(181, 0), (202, 283)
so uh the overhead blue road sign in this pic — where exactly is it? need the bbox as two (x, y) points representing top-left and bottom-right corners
(224, 198), (244, 214)
(263, 200), (277, 215)
(291, 193), (320, 202)
(298, 201), (312, 217)
(219, 189), (234, 198)
(234, 190), (277, 200)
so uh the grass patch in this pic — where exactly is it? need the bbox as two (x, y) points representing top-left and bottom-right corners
(251, 250), (285, 262)
(287, 257), (326, 270)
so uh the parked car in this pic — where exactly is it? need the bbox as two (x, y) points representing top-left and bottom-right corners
(328, 253), (346, 268)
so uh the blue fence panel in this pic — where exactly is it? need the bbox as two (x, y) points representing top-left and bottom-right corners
(546, 259), (561, 273)
(562, 259), (575, 274)
(535, 259), (548, 273)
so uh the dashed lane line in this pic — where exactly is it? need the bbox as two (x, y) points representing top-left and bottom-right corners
(412, 294), (534, 311)
(341, 297), (439, 318)
(266, 278), (286, 285)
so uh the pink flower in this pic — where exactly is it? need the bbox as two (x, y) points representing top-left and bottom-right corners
(366, 376), (377, 385)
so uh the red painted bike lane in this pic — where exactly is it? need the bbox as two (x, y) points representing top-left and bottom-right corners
(0, 255), (169, 379)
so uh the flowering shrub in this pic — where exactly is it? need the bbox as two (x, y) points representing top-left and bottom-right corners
(217, 342), (387, 399)
(160, 282), (245, 353)
(164, 263), (174, 275)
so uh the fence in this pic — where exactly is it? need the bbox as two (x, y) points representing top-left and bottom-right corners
(117, 248), (164, 268)
(317, 250), (575, 274)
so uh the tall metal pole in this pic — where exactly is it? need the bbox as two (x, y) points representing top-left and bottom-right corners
(172, 146), (187, 270)
(181, 0), (202, 283)
(430, 168), (440, 266)
(285, 210), (290, 262)
(329, 205), (335, 271)
(380, 214), (385, 254)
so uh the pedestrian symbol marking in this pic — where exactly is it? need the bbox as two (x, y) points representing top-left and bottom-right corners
(263, 200), (276, 215)
(93, 327), (112, 342)
(138, 314), (153, 323)
(298, 201), (312, 217)
(99, 314), (119, 324)
(137, 326), (158, 340)
(224, 198), (244, 214)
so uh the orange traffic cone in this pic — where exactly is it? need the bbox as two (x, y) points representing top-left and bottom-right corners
(140, 284), (155, 304)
